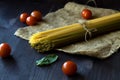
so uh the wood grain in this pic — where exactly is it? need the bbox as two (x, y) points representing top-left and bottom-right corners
(0, 0), (120, 80)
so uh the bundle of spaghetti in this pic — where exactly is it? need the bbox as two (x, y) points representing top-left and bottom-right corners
(29, 13), (120, 52)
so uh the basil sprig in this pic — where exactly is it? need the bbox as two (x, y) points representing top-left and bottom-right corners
(36, 54), (58, 66)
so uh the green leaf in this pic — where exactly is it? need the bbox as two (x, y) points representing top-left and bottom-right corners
(36, 54), (58, 66)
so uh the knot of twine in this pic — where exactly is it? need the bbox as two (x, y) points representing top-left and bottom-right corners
(78, 20), (97, 42)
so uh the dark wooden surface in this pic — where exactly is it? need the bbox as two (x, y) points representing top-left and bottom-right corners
(0, 0), (120, 80)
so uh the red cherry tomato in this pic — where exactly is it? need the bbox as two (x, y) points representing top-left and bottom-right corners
(81, 9), (92, 19)
(20, 13), (29, 23)
(26, 16), (37, 26)
(62, 61), (77, 76)
(0, 43), (11, 58)
(31, 10), (42, 21)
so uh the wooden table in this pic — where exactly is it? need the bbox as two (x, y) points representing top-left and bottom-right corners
(0, 0), (120, 80)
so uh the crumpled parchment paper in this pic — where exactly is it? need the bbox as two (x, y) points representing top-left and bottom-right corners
(14, 2), (120, 59)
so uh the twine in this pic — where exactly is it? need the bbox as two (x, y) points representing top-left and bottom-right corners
(78, 20), (97, 42)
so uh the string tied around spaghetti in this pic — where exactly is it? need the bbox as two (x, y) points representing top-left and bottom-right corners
(78, 20), (97, 42)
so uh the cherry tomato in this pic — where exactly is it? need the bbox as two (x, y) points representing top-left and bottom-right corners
(20, 13), (29, 23)
(81, 9), (92, 19)
(0, 43), (11, 58)
(26, 16), (37, 26)
(31, 10), (42, 21)
(62, 61), (77, 76)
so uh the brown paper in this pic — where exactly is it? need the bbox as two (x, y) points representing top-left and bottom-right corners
(14, 2), (120, 59)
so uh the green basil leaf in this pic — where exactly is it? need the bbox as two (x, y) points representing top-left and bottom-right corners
(36, 54), (58, 66)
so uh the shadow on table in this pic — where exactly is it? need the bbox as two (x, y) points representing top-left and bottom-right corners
(1, 56), (20, 73)
(69, 73), (85, 80)
(62, 73), (85, 80)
